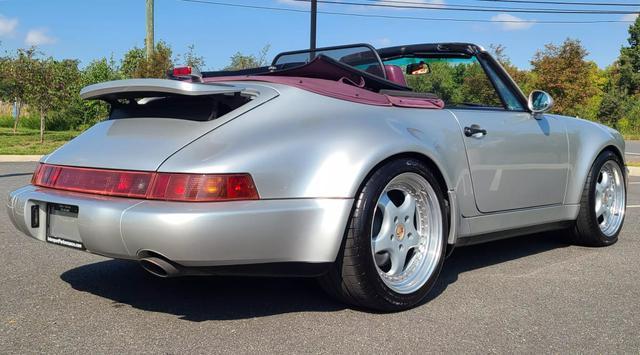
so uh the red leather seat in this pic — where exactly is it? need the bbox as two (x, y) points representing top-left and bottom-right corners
(384, 65), (408, 87)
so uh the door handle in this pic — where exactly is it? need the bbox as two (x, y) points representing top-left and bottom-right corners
(464, 125), (487, 138)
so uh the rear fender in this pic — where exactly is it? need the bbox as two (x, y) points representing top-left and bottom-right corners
(159, 85), (476, 215)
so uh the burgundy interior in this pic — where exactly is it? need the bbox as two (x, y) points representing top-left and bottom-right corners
(203, 55), (444, 109)
(384, 65), (408, 87)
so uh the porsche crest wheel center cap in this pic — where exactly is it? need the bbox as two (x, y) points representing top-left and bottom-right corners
(395, 224), (406, 241)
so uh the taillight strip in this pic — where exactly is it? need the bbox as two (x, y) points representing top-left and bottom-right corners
(33, 164), (154, 198)
(31, 164), (259, 202)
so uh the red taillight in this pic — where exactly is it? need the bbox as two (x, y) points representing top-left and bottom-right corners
(31, 164), (259, 202)
(31, 163), (43, 184)
(148, 173), (259, 201)
(172, 66), (192, 76)
(33, 164), (153, 198)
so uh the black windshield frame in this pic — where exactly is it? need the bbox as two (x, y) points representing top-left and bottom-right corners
(272, 43), (387, 80)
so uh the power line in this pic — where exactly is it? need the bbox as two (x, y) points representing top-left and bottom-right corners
(466, 0), (639, 7)
(178, 0), (638, 23)
(357, 0), (640, 11)
(289, 0), (640, 15)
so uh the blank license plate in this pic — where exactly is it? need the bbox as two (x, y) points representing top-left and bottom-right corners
(47, 203), (84, 250)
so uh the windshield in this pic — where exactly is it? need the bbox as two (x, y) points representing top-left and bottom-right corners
(272, 44), (385, 79)
(383, 55), (524, 110)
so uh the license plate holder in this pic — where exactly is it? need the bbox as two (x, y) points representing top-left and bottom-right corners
(47, 203), (84, 250)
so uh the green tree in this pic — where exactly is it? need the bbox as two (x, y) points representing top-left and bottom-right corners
(406, 61), (462, 104)
(26, 57), (81, 142)
(224, 45), (270, 70)
(56, 57), (123, 129)
(618, 16), (640, 95)
(120, 46), (145, 78)
(459, 62), (502, 107)
(530, 38), (601, 117)
(599, 85), (630, 127)
(81, 57), (122, 124)
(176, 44), (205, 69)
(0, 48), (38, 133)
(490, 44), (534, 95)
(618, 100), (640, 134)
(121, 41), (173, 78)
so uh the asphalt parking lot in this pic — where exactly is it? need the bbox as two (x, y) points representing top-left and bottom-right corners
(1, 162), (639, 353)
(627, 140), (640, 164)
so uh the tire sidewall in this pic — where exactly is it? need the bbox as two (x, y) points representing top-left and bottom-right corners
(584, 151), (626, 243)
(355, 158), (448, 309)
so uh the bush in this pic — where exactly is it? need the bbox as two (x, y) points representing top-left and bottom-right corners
(0, 115), (13, 128)
(0, 113), (44, 130)
(618, 100), (640, 136)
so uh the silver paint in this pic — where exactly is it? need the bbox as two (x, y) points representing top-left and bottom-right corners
(449, 109), (569, 213)
(6, 77), (627, 267)
(79, 78), (243, 99)
(45, 83), (279, 171)
(9, 185), (352, 265)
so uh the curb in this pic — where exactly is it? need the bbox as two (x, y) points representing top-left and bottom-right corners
(629, 166), (640, 177)
(0, 155), (43, 163)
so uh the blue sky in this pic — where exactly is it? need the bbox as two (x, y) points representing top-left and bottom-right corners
(0, 0), (638, 70)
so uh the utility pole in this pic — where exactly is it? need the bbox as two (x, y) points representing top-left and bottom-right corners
(310, 0), (317, 51)
(146, 0), (154, 59)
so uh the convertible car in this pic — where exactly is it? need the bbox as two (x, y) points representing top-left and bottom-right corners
(7, 43), (627, 311)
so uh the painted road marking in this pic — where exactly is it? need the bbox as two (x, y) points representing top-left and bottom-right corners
(628, 205), (640, 208)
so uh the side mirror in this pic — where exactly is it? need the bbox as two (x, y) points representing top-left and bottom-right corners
(528, 90), (554, 114)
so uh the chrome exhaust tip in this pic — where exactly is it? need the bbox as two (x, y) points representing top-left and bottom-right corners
(139, 256), (180, 278)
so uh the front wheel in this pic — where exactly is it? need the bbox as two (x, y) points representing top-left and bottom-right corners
(572, 150), (626, 246)
(319, 158), (448, 311)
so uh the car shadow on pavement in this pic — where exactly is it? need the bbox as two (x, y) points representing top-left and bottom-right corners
(425, 231), (571, 304)
(60, 260), (346, 321)
(60, 231), (570, 321)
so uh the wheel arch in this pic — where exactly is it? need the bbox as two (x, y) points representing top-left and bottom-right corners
(359, 151), (451, 197)
(353, 151), (455, 246)
(601, 145), (625, 167)
(564, 123), (627, 206)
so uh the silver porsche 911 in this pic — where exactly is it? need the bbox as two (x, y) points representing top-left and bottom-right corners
(7, 43), (627, 311)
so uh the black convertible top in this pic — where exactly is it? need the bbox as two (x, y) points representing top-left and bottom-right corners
(196, 42), (485, 93)
(201, 54), (411, 92)
(262, 55), (411, 92)
(376, 43), (480, 61)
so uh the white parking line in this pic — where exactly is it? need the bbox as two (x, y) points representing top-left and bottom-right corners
(629, 205), (640, 208)
(626, 152), (640, 156)
(631, 182), (640, 185)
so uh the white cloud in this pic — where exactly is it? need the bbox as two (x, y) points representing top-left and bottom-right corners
(622, 13), (638, 22)
(376, 0), (445, 10)
(378, 0), (444, 4)
(491, 13), (535, 31)
(377, 37), (392, 46)
(0, 14), (18, 37)
(277, 0), (309, 8)
(25, 28), (56, 46)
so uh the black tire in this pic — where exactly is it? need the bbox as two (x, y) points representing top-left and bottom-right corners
(572, 150), (626, 247)
(318, 158), (448, 311)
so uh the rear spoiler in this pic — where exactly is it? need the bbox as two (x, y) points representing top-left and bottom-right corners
(80, 79), (244, 102)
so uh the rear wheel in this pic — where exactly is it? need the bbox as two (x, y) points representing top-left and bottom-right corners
(319, 158), (448, 311)
(572, 150), (626, 246)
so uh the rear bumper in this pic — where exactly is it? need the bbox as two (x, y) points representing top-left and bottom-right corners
(7, 185), (353, 267)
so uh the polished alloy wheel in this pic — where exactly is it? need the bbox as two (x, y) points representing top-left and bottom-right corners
(370, 172), (443, 294)
(595, 160), (625, 237)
